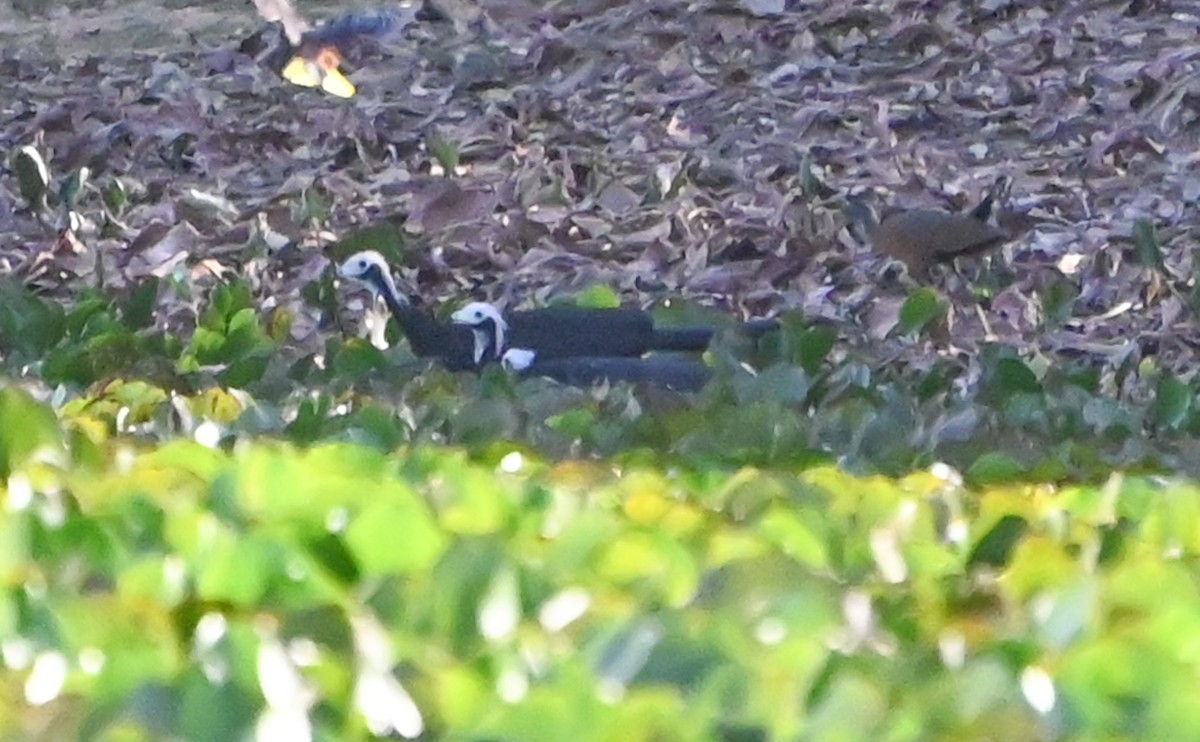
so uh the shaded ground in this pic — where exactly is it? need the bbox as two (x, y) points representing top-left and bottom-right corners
(2, 0), (1198, 380)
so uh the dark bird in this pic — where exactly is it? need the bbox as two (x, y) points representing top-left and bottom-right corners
(500, 348), (713, 392)
(338, 251), (778, 369)
(848, 179), (1011, 280)
(446, 300), (741, 366)
(251, 0), (407, 97)
(338, 250), (478, 370)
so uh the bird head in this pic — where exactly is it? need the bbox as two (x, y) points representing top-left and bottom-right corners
(338, 251), (406, 305)
(450, 302), (509, 365)
(843, 195), (881, 237)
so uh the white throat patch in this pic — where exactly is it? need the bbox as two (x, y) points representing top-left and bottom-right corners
(501, 348), (536, 371)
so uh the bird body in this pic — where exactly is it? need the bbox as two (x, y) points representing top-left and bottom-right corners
(448, 301), (724, 365)
(501, 348), (713, 392)
(252, 0), (403, 97)
(871, 208), (1007, 278)
(848, 181), (1010, 279)
(339, 251), (778, 372)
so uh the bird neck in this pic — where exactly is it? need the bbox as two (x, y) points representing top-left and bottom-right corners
(490, 315), (507, 358)
(368, 268), (408, 315)
(469, 317), (507, 365)
(368, 266), (434, 336)
(378, 285), (410, 320)
(470, 328), (492, 364)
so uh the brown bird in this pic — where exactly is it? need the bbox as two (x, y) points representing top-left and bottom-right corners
(847, 179), (1010, 280)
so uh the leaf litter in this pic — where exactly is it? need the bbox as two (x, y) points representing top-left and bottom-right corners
(0, 0), (1196, 388)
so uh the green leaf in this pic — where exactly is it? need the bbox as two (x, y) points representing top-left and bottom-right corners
(796, 325), (836, 375)
(1039, 276), (1079, 328)
(219, 355), (270, 388)
(0, 511), (33, 586)
(120, 278), (161, 330)
(195, 530), (276, 607)
(187, 327), (225, 363)
(102, 177), (128, 215)
(1132, 218), (1165, 272)
(345, 487), (448, 575)
(967, 452), (1027, 487)
(59, 166), (90, 207)
(304, 532), (361, 585)
(571, 284), (622, 309)
(995, 357), (1042, 395)
(758, 506), (829, 570)
(898, 288), (945, 335)
(330, 221), (405, 266)
(203, 281), (255, 331)
(0, 278), (67, 358)
(805, 673), (887, 741)
(1151, 373), (1192, 430)
(427, 132), (460, 173)
(284, 397), (331, 445)
(178, 668), (257, 742)
(547, 408), (599, 440)
(438, 465), (513, 535)
(347, 404), (405, 451)
(331, 338), (389, 380)
(967, 513), (1029, 568)
(0, 388), (62, 478)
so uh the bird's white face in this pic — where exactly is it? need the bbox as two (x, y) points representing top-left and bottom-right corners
(338, 251), (386, 281)
(450, 302), (502, 327)
(451, 302), (508, 364)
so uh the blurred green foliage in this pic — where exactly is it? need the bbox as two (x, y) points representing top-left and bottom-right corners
(2, 275), (1200, 740)
(1, 385), (1199, 740)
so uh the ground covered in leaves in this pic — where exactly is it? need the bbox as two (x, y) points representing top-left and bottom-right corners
(3, 0), (1200, 740)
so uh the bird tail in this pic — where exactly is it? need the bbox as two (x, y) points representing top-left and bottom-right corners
(529, 356), (712, 392)
(650, 319), (779, 351)
(968, 175), (1012, 223)
(743, 318), (780, 337)
(306, 12), (399, 48)
(648, 328), (715, 352)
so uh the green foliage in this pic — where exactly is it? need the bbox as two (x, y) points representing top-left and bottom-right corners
(331, 221), (406, 266)
(0, 281), (183, 389)
(57, 165), (89, 208)
(571, 284), (622, 309)
(101, 177), (128, 216)
(898, 287), (946, 335)
(427, 130), (461, 174)
(1, 389), (1200, 740)
(1150, 372), (1192, 431)
(178, 281), (276, 388)
(0, 278), (67, 359)
(1132, 218), (1165, 273)
(6, 268), (1200, 739)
